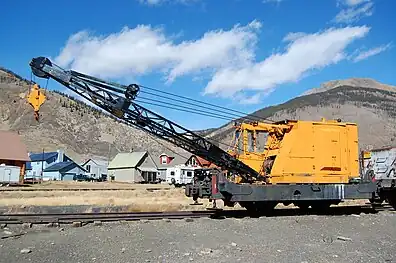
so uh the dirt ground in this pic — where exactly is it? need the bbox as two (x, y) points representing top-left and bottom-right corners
(1, 208), (395, 263)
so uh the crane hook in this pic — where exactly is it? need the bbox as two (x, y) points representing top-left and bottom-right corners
(27, 83), (46, 121)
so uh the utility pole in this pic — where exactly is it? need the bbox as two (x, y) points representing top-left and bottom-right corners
(41, 148), (44, 184)
(107, 143), (111, 182)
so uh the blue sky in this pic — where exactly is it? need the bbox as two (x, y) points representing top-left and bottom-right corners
(1, 0), (395, 130)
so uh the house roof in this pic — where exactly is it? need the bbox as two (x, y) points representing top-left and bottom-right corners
(29, 152), (58, 162)
(108, 152), (147, 169)
(81, 158), (108, 167)
(44, 161), (86, 172)
(155, 152), (189, 168)
(186, 155), (218, 168)
(0, 131), (30, 162)
(44, 161), (73, 172)
(138, 167), (158, 172)
(196, 156), (211, 166)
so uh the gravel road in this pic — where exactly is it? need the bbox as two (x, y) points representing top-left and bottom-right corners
(1, 209), (395, 263)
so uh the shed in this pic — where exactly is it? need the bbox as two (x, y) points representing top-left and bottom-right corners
(0, 165), (21, 185)
(108, 151), (159, 183)
(0, 131), (30, 183)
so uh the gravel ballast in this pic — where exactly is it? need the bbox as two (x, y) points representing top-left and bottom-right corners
(0, 210), (395, 263)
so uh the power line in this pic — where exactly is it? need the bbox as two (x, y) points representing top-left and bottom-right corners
(135, 99), (234, 121)
(138, 85), (275, 123)
(139, 90), (266, 123)
(137, 96), (244, 121)
(131, 123), (190, 161)
(136, 99), (243, 149)
(116, 104), (242, 155)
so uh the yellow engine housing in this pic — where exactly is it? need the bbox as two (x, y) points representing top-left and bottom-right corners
(230, 118), (359, 184)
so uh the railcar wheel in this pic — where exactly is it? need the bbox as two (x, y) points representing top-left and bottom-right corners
(387, 196), (396, 210)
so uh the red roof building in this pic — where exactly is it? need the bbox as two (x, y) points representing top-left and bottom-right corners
(0, 131), (30, 183)
(185, 155), (218, 168)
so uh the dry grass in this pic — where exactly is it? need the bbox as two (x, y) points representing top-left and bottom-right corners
(18, 181), (171, 190)
(0, 187), (212, 212)
(0, 181), (211, 212)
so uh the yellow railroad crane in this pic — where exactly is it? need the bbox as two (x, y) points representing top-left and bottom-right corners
(28, 56), (396, 213)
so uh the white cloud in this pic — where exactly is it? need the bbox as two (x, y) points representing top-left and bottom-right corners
(334, 0), (374, 24)
(54, 21), (371, 105)
(352, 43), (393, 62)
(262, 0), (283, 4)
(341, 0), (370, 6)
(54, 21), (261, 83)
(282, 32), (307, 42)
(204, 26), (370, 98)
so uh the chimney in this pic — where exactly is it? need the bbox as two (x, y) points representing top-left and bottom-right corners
(57, 149), (64, 162)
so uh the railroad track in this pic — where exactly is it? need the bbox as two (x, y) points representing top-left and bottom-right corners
(0, 187), (172, 192)
(0, 210), (218, 225)
(0, 204), (394, 226)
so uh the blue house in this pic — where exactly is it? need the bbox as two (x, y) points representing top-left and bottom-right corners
(25, 150), (86, 181)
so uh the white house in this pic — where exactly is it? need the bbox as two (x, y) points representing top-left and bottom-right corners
(81, 158), (108, 181)
(108, 151), (159, 183)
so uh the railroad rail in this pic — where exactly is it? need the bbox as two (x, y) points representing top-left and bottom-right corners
(0, 204), (394, 226)
(0, 187), (172, 192)
(0, 210), (218, 225)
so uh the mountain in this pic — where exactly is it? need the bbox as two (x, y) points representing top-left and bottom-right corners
(0, 68), (189, 163)
(1, 66), (396, 163)
(301, 78), (396, 96)
(205, 78), (396, 152)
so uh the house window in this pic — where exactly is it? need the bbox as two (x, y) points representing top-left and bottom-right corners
(86, 165), (91, 173)
(187, 171), (192, 177)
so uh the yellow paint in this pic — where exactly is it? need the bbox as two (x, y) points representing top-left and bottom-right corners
(362, 151), (371, 159)
(27, 84), (46, 121)
(228, 118), (359, 184)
